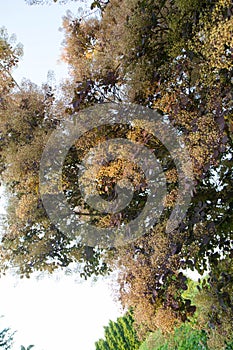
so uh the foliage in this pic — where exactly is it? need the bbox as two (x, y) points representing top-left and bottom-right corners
(193, 257), (233, 349)
(0, 327), (15, 350)
(95, 310), (141, 350)
(0, 318), (35, 350)
(139, 324), (209, 350)
(71, 0), (232, 335)
(0, 47), (109, 279)
(0, 0), (232, 344)
(0, 27), (23, 95)
(225, 342), (233, 350)
(20, 345), (34, 350)
(140, 272), (233, 350)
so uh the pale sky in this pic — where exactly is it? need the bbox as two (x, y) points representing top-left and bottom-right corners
(0, 0), (93, 86)
(0, 2), (122, 350)
(0, 271), (121, 350)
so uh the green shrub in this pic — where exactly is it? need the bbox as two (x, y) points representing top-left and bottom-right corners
(139, 323), (209, 350)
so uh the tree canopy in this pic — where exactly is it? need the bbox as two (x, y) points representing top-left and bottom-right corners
(58, 0), (233, 338)
(0, 0), (232, 348)
(95, 310), (141, 350)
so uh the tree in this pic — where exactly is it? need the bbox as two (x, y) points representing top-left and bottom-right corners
(0, 0), (232, 345)
(0, 79), (109, 278)
(95, 310), (141, 350)
(193, 257), (233, 349)
(0, 27), (23, 96)
(60, 0), (233, 337)
(0, 327), (14, 350)
(139, 276), (233, 350)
